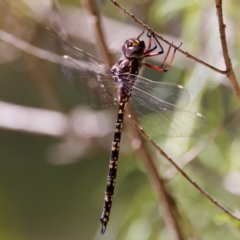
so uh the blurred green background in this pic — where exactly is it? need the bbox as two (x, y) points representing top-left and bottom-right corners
(0, 0), (240, 239)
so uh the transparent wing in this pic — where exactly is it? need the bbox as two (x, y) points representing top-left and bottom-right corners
(43, 28), (208, 137)
(44, 27), (116, 108)
(128, 76), (208, 137)
(133, 75), (190, 107)
(120, 74), (190, 107)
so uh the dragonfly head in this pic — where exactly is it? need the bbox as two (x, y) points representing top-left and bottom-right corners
(122, 38), (145, 59)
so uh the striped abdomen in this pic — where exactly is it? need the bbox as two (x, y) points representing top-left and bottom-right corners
(100, 101), (126, 234)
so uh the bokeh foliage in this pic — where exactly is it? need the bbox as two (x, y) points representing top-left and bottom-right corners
(0, 0), (240, 239)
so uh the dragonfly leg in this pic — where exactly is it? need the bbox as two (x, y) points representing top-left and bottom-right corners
(143, 41), (182, 72)
(137, 28), (145, 40)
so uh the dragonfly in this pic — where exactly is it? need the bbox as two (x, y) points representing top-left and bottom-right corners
(44, 27), (208, 234)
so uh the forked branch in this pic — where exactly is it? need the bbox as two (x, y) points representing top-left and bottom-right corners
(111, 0), (240, 224)
(110, 0), (226, 74)
(215, 0), (240, 100)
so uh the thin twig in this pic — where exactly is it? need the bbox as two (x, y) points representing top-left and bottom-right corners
(129, 118), (240, 222)
(110, 0), (226, 74)
(215, 0), (240, 100)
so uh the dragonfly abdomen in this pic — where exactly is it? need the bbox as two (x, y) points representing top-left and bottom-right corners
(100, 101), (126, 234)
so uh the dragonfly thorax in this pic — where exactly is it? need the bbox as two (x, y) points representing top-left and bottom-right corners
(111, 58), (143, 76)
(111, 40), (145, 103)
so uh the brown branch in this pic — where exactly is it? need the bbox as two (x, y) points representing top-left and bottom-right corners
(129, 118), (240, 222)
(81, 0), (114, 66)
(110, 0), (226, 74)
(138, 117), (239, 224)
(215, 0), (240, 100)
